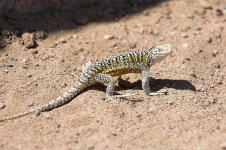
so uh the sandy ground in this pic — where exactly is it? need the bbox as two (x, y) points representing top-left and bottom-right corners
(0, 0), (226, 149)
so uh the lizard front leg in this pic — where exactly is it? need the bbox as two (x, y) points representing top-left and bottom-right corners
(141, 66), (165, 96)
(93, 73), (132, 101)
(141, 66), (151, 95)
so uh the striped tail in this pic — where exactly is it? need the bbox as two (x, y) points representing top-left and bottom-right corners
(0, 77), (90, 122)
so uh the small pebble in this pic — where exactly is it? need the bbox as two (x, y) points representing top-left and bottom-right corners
(198, 0), (213, 9)
(169, 31), (176, 36)
(59, 38), (67, 43)
(0, 102), (6, 109)
(159, 37), (165, 41)
(129, 42), (137, 49)
(162, 9), (172, 16)
(208, 97), (217, 104)
(181, 33), (189, 38)
(35, 31), (47, 40)
(198, 49), (203, 52)
(213, 63), (220, 68)
(50, 43), (57, 48)
(43, 113), (51, 119)
(189, 95), (195, 99)
(103, 34), (114, 40)
(27, 73), (32, 77)
(61, 83), (67, 88)
(27, 102), (34, 107)
(207, 37), (212, 43)
(31, 49), (38, 54)
(143, 10), (149, 16)
(216, 9), (224, 16)
(188, 69), (196, 78)
(212, 50), (218, 57)
(182, 42), (189, 48)
(60, 58), (65, 62)
(187, 14), (195, 19)
(55, 123), (61, 128)
(220, 142), (226, 149)
(73, 34), (77, 39)
(195, 27), (202, 31)
(22, 33), (35, 48)
(79, 48), (84, 52)
(195, 8), (206, 15)
(197, 85), (206, 92)
(73, 51), (78, 55)
(160, 89), (168, 95)
(35, 111), (41, 116)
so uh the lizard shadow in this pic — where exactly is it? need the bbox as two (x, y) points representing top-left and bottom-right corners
(86, 77), (196, 103)
(117, 77), (196, 92)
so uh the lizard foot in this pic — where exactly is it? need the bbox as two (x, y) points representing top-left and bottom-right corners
(149, 89), (168, 96)
(105, 93), (135, 101)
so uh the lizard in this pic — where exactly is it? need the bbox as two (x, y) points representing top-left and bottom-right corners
(0, 44), (172, 122)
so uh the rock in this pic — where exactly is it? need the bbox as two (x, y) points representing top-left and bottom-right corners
(213, 62), (220, 68)
(35, 31), (47, 40)
(79, 48), (84, 52)
(142, 10), (149, 16)
(27, 102), (34, 107)
(162, 9), (172, 16)
(197, 49), (203, 53)
(31, 49), (38, 54)
(182, 42), (189, 48)
(103, 34), (114, 40)
(187, 14), (195, 19)
(198, 0), (213, 9)
(181, 33), (189, 38)
(197, 85), (206, 92)
(211, 50), (218, 57)
(188, 69), (196, 78)
(27, 73), (32, 77)
(195, 8), (207, 15)
(0, 102), (6, 109)
(73, 34), (78, 39)
(216, 9), (224, 16)
(50, 43), (57, 48)
(42, 113), (51, 119)
(208, 97), (217, 104)
(60, 58), (65, 63)
(129, 42), (137, 49)
(195, 27), (202, 31)
(59, 37), (67, 43)
(159, 37), (165, 41)
(22, 33), (35, 48)
(159, 89), (168, 95)
(207, 37), (212, 43)
(220, 142), (226, 149)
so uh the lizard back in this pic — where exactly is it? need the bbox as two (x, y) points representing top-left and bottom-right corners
(89, 51), (150, 76)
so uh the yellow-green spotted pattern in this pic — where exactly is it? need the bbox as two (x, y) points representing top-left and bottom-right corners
(91, 51), (150, 76)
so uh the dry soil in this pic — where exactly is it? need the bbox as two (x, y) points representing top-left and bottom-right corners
(0, 0), (226, 150)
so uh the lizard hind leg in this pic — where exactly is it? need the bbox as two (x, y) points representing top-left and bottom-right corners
(93, 73), (133, 101)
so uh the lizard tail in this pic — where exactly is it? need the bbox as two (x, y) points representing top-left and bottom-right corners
(0, 109), (35, 122)
(0, 77), (90, 122)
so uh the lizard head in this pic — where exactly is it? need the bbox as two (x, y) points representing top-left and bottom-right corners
(148, 44), (172, 64)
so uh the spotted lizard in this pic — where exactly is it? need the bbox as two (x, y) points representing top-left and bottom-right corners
(0, 44), (172, 122)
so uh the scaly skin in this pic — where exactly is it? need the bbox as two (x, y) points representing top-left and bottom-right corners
(0, 44), (172, 122)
